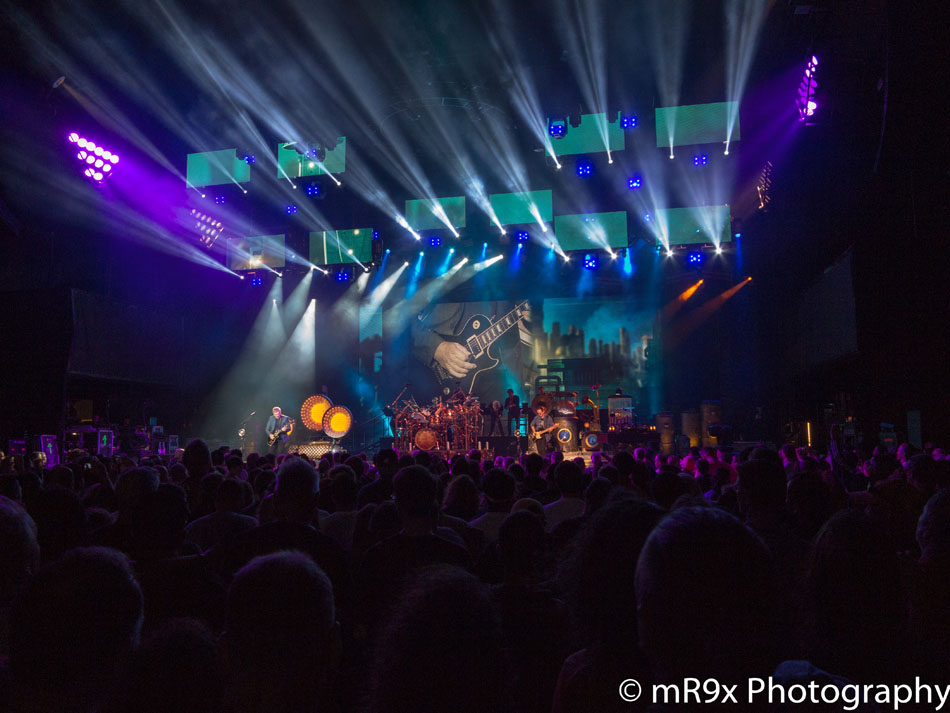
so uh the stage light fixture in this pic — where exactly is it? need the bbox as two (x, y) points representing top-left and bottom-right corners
(692, 154), (708, 167)
(250, 276), (263, 286)
(576, 158), (593, 177)
(306, 184), (320, 197)
(687, 251), (703, 265)
(797, 56), (820, 121)
(214, 195), (225, 204)
(428, 236), (442, 247)
(515, 230), (529, 242)
(69, 133), (119, 183)
(627, 175), (642, 190)
(583, 253), (598, 270)
(286, 205), (297, 215)
(335, 270), (350, 282)
(243, 154), (255, 164)
(666, 249), (674, 258)
(549, 121), (566, 137)
(643, 213), (652, 223)
(715, 246), (723, 255)
(620, 115), (638, 130)
(372, 230), (380, 240)
(385, 248), (391, 254)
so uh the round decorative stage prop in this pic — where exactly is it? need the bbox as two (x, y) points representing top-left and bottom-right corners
(581, 431), (601, 451)
(554, 416), (578, 452)
(413, 426), (439, 451)
(322, 405), (353, 440)
(301, 394), (333, 432)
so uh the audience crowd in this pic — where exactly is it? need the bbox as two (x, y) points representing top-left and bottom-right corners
(0, 435), (949, 712)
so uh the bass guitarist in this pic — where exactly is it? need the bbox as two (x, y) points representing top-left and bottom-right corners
(265, 406), (293, 455)
(529, 403), (556, 455)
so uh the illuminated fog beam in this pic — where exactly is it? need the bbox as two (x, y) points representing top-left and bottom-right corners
(724, 0), (769, 147)
(553, 0), (611, 159)
(474, 254), (504, 271)
(383, 257), (471, 337)
(486, 0), (561, 169)
(660, 278), (704, 320)
(274, 299), (317, 379)
(360, 261), (408, 332)
(528, 203), (549, 233)
(331, 270), (370, 323)
(427, 201), (459, 238)
(665, 277), (752, 350)
(645, 0), (690, 149)
(395, 214), (422, 241)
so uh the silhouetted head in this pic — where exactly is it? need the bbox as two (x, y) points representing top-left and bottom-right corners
(636, 507), (775, 682)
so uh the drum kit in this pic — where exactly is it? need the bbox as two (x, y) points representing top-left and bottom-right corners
(392, 395), (484, 453)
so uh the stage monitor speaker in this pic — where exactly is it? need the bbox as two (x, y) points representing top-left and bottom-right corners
(485, 435), (519, 457)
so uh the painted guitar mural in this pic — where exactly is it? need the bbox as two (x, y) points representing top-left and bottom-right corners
(431, 301), (530, 397)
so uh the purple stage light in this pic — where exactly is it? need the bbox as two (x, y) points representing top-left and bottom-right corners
(797, 56), (819, 121)
(69, 133), (119, 182)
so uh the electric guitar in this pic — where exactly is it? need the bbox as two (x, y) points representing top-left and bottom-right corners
(267, 418), (295, 446)
(431, 301), (530, 397)
(530, 424), (557, 440)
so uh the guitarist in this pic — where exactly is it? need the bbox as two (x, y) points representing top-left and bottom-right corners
(529, 404), (556, 455)
(265, 406), (292, 455)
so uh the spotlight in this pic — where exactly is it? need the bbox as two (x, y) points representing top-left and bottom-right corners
(428, 236), (442, 247)
(666, 249), (674, 258)
(243, 154), (255, 164)
(643, 213), (652, 223)
(576, 158), (593, 177)
(549, 121), (566, 137)
(250, 276), (263, 286)
(692, 154), (708, 167)
(687, 251), (703, 265)
(419, 251), (424, 257)
(627, 175), (642, 190)
(620, 115), (638, 130)
(403, 260), (410, 266)
(385, 248), (391, 254)
(214, 195), (225, 204)
(335, 270), (350, 282)
(583, 253), (598, 270)
(286, 205), (297, 214)
(515, 230), (529, 242)
(306, 184), (320, 197)
(449, 248), (455, 253)
(734, 232), (742, 238)
(372, 230), (380, 240)
(715, 246), (723, 255)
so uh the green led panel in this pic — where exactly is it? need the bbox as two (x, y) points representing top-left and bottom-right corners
(553, 211), (628, 251)
(309, 228), (372, 266)
(489, 190), (553, 226)
(186, 149), (251, 188)
(226, 234), (285, 271)
(404, 196), (466, 232)
(655, 206), (732, 246)
(654, 102), (739, 148)
(548, 112), (625, 157)
(276, 138), (346, 179)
